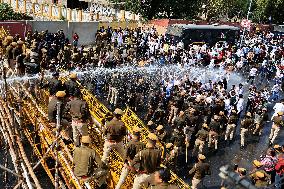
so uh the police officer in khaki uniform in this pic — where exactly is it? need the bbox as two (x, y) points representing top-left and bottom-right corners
(64, 73), (80, 98)
(193, 123), (209, 154)
(40, 72), (63, 101)
(130, 133), (162, 189)
(102, 108), (127, 163)
(148, 168), (179, 189)
(251, 171), (270, 187)
(208, 115), (220, 150)
(225, 109), (238, 142)
(73, 135), (107, 187)
(48, 91), (67, 126)
(189, 154), (210, 189)
(155, 125), (167, 144)
(240, 112), (254, 148)
(64, 91), (91, 146)
(7, 42), (17, 70)
(164, 143), (178, 172)
(269, 111), (283, 145)
(115, 127), (145, 189)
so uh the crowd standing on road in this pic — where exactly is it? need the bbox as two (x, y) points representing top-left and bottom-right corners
(1, 25), (284, 188)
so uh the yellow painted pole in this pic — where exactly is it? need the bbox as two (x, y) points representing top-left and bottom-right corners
(49, 4), (52, 19)
(40, 4), (44, 17)
(120, 10), (125, 21)
(78, 9), (82, 21)
(58, 6), (62, 19)
(95, 13), (99, 21)
(67, 8), (72, 21)
(23, 0), (27, 13)
(15, 0), (19, 11)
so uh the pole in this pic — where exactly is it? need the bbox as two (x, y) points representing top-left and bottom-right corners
(55, 101), (61, 189)
(4, 141), (8, 188)
(240, 0), (253, 46)
(2, 66), (7, 101)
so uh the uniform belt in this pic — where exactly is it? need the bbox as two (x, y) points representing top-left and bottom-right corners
(107, 140), (118, 143)
(79, 175), (89, 179)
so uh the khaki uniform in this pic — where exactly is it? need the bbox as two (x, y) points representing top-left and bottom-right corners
(194, 129), (208, 153)
(188, 161), (210, 189)
(6, 45), (14, 69)
(208, 120), (219, 149)
(269, 115), (283, 144)
(131, 148), (162, 189)
(240, 117), (254, 147)
(73, 145), (107, 186)
(40, 77), (63, 99)
(64, 79), (79, 97)
(225, 114), (238, 141)
(102, 117), (127, 163)
(65, 98), (90, 146)
(48, 97), (65, 123)
(250, 170), (270, 188)
(116, 139), (145, 189)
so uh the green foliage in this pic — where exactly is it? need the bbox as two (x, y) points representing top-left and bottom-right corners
(60, 15), (66, 21)
(0, 3), (33, 20)
(252, 0), (284, 24)
(110, 0), (284, 24)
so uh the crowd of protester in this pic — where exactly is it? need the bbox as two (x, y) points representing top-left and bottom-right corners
(1, 25), (284, 188)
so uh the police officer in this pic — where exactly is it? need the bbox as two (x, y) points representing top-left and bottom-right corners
(64, 73), (80, 98)
(156, 125), (167, 144)
(130, 133), (162, 189)
(40, 72), (63, 101)
(251, 171), (269, 187)
(64, 91), (91, 146)
(148, 168), (179, 189)
(115, 127), (145, 189)
(102, 108), (126, 163)
(73, 135), (107, 187)
(164, 143), (178, 172)
(208, 115), (220, 150)
(7, 42), (17, 70)
(240, 112), (254, 148)
(48, 91), (67, 127)
(225, 109), (238, 142)
(253, 107), (269, 136)
(193, 123), (209, 154)
(269, 111), (283, 145)
(188, 154), (210, 189)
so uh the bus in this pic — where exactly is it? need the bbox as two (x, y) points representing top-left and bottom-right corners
(166, 24), (240, 47)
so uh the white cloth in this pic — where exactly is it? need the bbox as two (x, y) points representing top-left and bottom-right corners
(249, 68), (258, 76)
(237, 98), (244, 114)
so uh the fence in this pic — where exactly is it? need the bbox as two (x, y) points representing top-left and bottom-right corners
(0, 0), (140, 22)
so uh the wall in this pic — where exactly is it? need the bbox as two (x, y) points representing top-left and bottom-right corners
(0, 21), (32, 39)
(27, 20), (68, 34)
(98, 21), (139, 29)
(26, 20), (99, 45)
(68, 21), (99, 46)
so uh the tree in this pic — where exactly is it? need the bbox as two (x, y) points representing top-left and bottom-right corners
(0, 3), (33, 20)
(111, 0), (201, 20)
(204, 0), (248, 21)
(253, 0), (284, 24)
